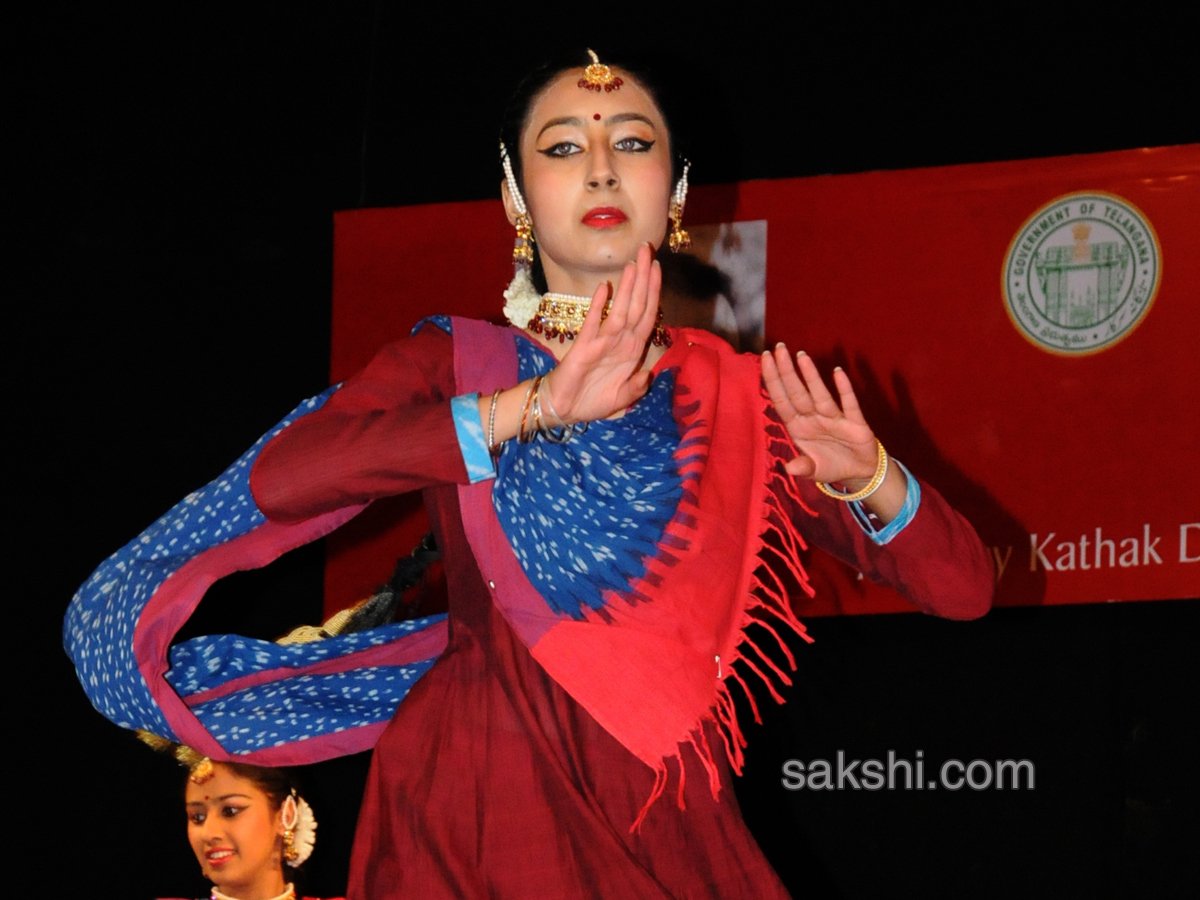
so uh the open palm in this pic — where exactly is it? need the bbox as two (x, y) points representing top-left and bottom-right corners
(762, 344), (879, 484)
(544, 245), (659, 424)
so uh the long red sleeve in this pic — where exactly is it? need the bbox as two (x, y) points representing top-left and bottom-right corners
(789, 475), (995, 620)
(250, 325), (469, 523)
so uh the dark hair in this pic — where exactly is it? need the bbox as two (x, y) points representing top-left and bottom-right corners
(498, 50), (690, 292)
(498, 49), (688, 191)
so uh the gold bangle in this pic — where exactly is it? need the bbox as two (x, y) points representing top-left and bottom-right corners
(532, 385), (543, 435)
(815, 440), (888, 502)
(518, 376), (542, 444)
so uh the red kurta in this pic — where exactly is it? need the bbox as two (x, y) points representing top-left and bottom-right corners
(251, 324), (993, 899)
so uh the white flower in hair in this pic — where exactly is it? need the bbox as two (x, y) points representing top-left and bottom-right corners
(291, 795), (317, 866)
(502, 268), (542, 329)
(282, 792), (318, 868)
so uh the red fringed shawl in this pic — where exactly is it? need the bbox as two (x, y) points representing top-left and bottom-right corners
(450, 319), (815, 827)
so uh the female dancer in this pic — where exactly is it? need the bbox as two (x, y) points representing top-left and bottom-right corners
(67, 50), (992, 899)
(160, 752), (334, 900)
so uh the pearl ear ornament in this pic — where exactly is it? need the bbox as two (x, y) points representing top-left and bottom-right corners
(668, 161), (692, 252)
(500, 142), (534, 269)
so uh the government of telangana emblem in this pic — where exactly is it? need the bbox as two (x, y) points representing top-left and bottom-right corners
(1002, 192), (1160, 355)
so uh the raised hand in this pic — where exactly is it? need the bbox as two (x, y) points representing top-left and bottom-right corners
(543, 242), (661, 424)
(761, 344), (880, 485)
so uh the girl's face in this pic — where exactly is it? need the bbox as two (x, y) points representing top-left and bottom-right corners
(186, 764), (286, 898)
(508, 69), (674, 296)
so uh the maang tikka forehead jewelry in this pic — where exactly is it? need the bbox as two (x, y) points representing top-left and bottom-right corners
(578, 48), (623, 93)
(500, 142), (534, 269)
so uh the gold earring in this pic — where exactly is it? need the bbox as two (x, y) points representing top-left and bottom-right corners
(668, 203), (690, 252)
(501, 141), (535, 270)
(513, 213), (535, 267)
(281, 792), (300, 865)
(283, 826), (299, 864)
(668, 162), (691, 252)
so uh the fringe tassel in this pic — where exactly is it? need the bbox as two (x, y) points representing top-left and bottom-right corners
(635, 380), (824, 829)
(713, 681), (747, 772)
(727, 665), (761, 724)
(676, 750), (687, 809)
(688, 727), (722, 796)
(631, 760), (670, 834)
(751, 617), (798, 669)
(698, 402), (821, 776)
(732, 651), (786, 704)
(739, 631), (793, 687)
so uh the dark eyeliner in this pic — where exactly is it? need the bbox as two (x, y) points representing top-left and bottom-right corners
(537, 142), (578, 158)
(616, 138), (654, 152)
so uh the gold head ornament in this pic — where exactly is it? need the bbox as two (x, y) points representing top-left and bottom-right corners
(136, 729), (215, 784)
(578, 49), (624, 93)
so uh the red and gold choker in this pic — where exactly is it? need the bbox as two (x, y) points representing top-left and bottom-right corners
(526, 293), (671, 347)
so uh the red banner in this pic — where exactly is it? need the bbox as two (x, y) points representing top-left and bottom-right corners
(328, 145), (1200, 617)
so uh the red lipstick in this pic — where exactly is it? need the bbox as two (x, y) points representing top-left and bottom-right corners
(581, 207), (628, 228)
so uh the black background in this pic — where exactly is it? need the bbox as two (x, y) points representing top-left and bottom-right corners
(22, 5), (1198, 898)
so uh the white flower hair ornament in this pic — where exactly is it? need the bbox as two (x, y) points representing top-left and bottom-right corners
(281, 791), (317, 867)
(502, 267), (542, 329)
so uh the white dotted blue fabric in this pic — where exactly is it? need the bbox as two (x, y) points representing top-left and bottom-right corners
(183, 662), (437, 752)
(167, 620), (439, 694)
(64, 386), (446, 753)
(415, 316), (688, 619)
(497, 337), (685, 619)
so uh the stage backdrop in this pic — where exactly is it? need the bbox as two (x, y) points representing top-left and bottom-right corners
(326, 145), (1199, 619)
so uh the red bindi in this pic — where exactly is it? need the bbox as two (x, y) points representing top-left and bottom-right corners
(593, 114), (601, 120)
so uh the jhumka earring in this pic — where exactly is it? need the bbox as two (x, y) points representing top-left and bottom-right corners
(281, 793), (300, 865)
(280, 790), (318, 868)
(668, 161), (692, 252)
(500, 142), (534, 269)
(283, 826), (299, 865)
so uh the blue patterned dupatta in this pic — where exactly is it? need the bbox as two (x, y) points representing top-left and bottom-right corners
(63, 389), (449, 765)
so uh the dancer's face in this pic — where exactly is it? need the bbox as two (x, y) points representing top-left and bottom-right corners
(505, 69), (674, 296)
(186, 764), (286, 898)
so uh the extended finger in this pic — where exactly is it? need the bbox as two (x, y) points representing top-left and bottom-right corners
(630, 257), (661, 344)
(795, 351), (841, 417)
(624, 243), (654, 329)
(831, 367), (866, 424)
(603, 260), (638, 332)
(762, 347), (800, 421)
(775, 344), (817, 415)
(576, 279), (611, 344)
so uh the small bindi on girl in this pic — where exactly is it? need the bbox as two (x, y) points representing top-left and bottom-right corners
(593, 114), (601, 120)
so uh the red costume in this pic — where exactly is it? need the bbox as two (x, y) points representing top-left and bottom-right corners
(251, 320), (992, 899)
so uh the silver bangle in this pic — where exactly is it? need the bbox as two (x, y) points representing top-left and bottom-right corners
(487, 388), (502, 456)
